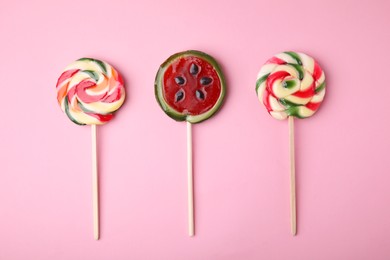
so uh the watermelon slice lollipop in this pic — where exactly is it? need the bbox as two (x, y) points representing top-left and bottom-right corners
(256, 51), (326, 235)
(155, 50), (226, 236)
(155, 50), (226, 123)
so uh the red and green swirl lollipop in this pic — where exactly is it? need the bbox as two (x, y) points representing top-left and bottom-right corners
(155, 50), (226, 236)
(256, 51), (326, 236)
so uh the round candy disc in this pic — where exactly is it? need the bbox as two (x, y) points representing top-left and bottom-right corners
(256, 52), (326, 120)
(155, 50), (226, 123)
(56, 58), (126, 125)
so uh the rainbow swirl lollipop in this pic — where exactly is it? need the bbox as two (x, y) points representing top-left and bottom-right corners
(256, 51), (325, 120)
(56, 57), (125, 240)
(56, 58), (125, 125)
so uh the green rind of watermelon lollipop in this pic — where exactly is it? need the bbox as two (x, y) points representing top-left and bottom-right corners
(155, 50), (226, 124)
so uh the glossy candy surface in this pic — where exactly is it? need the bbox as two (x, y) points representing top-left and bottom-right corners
(56, 58), (125, 125)
(256, 52), (325, 120)
(155, 50), (226, 123)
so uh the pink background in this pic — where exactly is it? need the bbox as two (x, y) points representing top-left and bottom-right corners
(1, 0), (390, 259)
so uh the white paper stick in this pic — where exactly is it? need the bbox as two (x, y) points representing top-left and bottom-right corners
(289, 116), (296, 236)
(187, 121), (194, 236)
(92, 124), (99, 240)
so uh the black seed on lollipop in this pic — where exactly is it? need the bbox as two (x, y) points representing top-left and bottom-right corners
(196, 90), (205, 100)
(200, 77), (212, 85)
(175, 90), (184, 102)
(175, 76), (186, 85)
(190, 63), (199, 75)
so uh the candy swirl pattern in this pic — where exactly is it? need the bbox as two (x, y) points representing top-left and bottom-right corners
(256, 52), (326, 120)
(56, 58), (125, 125)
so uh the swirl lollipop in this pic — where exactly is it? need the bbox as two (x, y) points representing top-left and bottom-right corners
(56, 57), (125, 239)
(155, 50), (226, 236)
(256, 51), (326, 235)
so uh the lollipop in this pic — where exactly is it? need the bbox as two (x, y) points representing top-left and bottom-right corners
(56, 57), (125, 239)
(155, 50), (226, 236)
(256, 51), (326, 235)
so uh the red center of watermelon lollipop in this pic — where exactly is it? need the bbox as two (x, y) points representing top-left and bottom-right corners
(162, 56), (222, 115)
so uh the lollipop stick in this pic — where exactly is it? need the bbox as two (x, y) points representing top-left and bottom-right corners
(187, 121), (194, 236)
(91, 124), (99, 240)
(289, 116), (297, 236)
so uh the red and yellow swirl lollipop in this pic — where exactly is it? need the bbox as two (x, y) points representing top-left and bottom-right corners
(56, 58), (125, 125)
(56, 58), (126, 240)
(256, 51), (326, 235)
